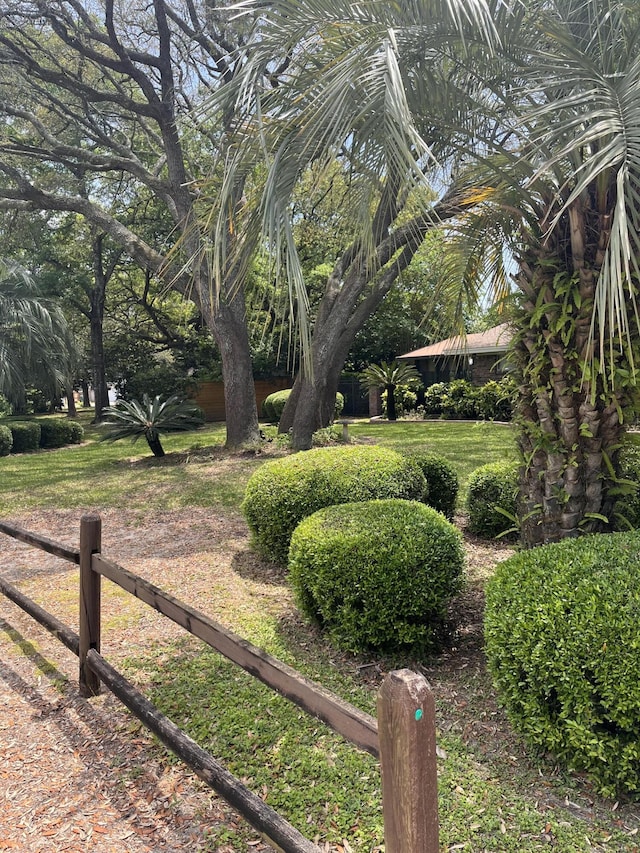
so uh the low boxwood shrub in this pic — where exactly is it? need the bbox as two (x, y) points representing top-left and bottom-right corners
(262, 389), (289, 423)
(67, 421), (85, 444)
(404, 450), (458, 519)
(38, 418), (85, 448)
(289, 499), (465, 653)
(9, 421), (41, 453)
(262, 389), (344, 424)
(0, 424), (12, 456)
(485, 532), (640, 797)
(467, 461), (519, 538)
(242, 445), (427, 564)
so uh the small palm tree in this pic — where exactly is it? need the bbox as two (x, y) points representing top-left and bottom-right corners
(101, 394), (204, 457)
(0, 259), (74, 407)
(359, 361), (421, 421)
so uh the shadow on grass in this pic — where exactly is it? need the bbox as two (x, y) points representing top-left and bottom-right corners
(230, 549), (288, 586)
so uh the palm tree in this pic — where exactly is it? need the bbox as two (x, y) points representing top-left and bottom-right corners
(0, 259), (74, 410)
(101, 394), (204, 457)
(212, 0), (640, 544)
(359, 361), (421, 421)
(450, 0), (640, 544)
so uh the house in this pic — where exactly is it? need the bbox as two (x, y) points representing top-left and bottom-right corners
(398, 323), (512, 387)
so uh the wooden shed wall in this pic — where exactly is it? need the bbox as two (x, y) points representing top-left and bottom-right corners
(192, 379), (293, 422)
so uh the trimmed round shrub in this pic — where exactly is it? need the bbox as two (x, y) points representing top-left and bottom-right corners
(67, 420), (85, 444)
(262, 389), (289, 423)
(262, 389), (344, 424)
(242, 445), (427, 564)
(9, 421), (41, 453)
(485, 532), (640, 797)
(289, 499), (465, 653)
(404, 450), (458, 519)
(38, 418), (85, 448)
(0, 424), (12, 456)
(467, 461), (519, 538)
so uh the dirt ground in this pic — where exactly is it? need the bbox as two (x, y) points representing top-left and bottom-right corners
(0, 507), (280, 853)
(2, 505), (639, 853)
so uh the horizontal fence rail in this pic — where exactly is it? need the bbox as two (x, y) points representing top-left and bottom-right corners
(93, 553), (379, 756)
(0, 514), (440, 853)
(87, 649), (323, 853)
(0, 574), (79, 656)
(0, 519), (79, 564)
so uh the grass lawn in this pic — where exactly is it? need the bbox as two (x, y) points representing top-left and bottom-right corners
(0, 414), (638, 852)
(348, 419), (518, 495)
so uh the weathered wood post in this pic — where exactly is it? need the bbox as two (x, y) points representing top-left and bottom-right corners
(79, 513), (102, 697)
(377, 669), (439, 853)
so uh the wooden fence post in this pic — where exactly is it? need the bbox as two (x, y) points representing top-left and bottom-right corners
(377, 669), (439, 853)
(79, 514), (102, 697)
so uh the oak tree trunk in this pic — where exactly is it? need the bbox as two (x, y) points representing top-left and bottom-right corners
(202, 285), (260, 450)
(277, 189), (467, 450)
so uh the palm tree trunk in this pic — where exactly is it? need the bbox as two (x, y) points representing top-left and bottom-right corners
(386, 383), (398, 421)
(145, 434), (165, 457)
(514, 246), (634, 546)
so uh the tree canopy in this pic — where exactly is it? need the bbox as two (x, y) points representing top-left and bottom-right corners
(206, 0), (640, 540)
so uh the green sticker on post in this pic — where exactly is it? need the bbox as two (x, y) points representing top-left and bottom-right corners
(415, 708), (423, 721)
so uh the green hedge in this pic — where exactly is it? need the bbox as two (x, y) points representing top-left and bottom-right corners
(474, 378), (516, 421)
(289, 499), (465, 653)
(421, 377), (516, 421)
(404, 450), (458, 519)
(262, 389), (344, 424)
(467, 461), (519, 538)
(442, 379), (478, 419)
(485, 532), (640, 797)
(0, 424), (12, 456)
(38, 418), (85, 448)
(242, 445), (427, 565)
(612, 442), (640, 529)
(9, 421), (41, 453)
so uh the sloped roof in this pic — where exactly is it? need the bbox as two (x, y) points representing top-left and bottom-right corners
(398, 323), (512, 359)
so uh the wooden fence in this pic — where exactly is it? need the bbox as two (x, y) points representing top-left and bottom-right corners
(0, 515), (439, 853)
(192, 379), (293, 421)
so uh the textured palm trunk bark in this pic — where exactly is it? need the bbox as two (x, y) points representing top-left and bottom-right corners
(514, 233), (633, 546)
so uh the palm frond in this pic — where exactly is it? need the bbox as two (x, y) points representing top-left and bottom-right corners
(0, 259), (75, 400)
